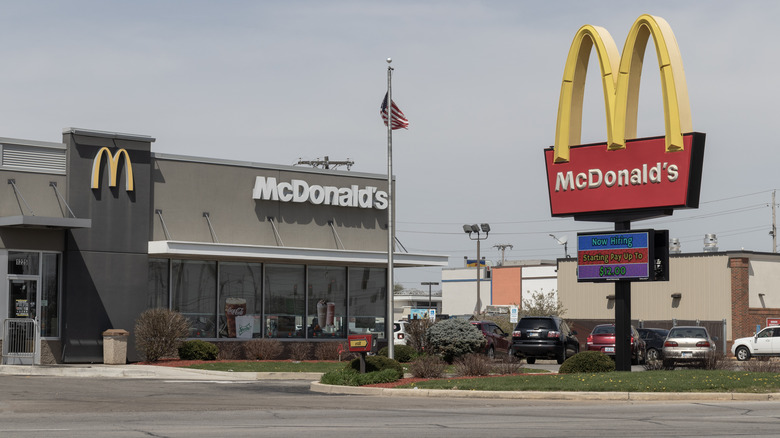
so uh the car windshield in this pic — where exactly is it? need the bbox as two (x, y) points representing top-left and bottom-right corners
(515, 318), (556, 330)
(393, 323), (401, 332)
(592, 325), (615, 335)
(668, 327), (707, 338)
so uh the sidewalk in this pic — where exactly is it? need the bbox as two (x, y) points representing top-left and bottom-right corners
(0, 363), (322, 381)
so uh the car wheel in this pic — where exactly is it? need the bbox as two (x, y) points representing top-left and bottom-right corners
(526, 357), (536, 364)
(557, 347), (566, 364)
(735, 346), (751, 361)
(646, 348), (659, 362)
(662, 359), (673, 369)
(487, 346), (495, 360)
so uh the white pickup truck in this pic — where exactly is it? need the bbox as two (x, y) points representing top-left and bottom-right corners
(731, 326), (780, 360)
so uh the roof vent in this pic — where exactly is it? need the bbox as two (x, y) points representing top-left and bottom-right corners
(703, 234), (718, 252)
(669, 238), (682, 254)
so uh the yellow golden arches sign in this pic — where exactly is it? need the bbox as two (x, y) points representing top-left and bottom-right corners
(554, 14), (692, 163)
(91, 147), (134, 191)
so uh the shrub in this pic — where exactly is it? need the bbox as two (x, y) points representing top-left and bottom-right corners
(134, 308), (190, 362)
(703, 353), (734, 370)
(558, 351), (615, 374)
(408, 354), (446, 378)
(320, 368), (401, 386)
(740, 357), (780, 373)
(217, 342), (244, 360)
(405, 318), (434, 353)
(492, 354), (522, 375)
(454, 353), (492, 376)
(314, 342), (342, 361)
(427, 318), (485, 363)
(347, 355), (404, 379)
(288, 342), (311, 361)
(377, 344), (417, 362)
(178, 340), (219, 361)
(245, 338), (284, 360)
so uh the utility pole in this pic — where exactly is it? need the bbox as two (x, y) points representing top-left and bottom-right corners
(493, 244), (513, 266)
(773, 190), (777, 253)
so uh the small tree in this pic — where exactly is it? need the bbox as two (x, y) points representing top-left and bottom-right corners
(521, 290), (567, 317)
(427, 318), (485, 363)
(134, 308), (190, 362)
(405, 318), (434, 353)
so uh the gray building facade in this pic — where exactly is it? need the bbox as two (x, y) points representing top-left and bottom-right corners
(0, 128), (446, 363)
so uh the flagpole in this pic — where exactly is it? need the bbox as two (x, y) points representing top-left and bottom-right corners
(385, 57), (395, 360)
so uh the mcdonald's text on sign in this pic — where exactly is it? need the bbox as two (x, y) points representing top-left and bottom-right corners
(545, 133), (704, 217)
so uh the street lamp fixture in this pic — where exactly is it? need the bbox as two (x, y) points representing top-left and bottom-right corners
(463, 223), (490, 316)
(549, 233), (570, 258)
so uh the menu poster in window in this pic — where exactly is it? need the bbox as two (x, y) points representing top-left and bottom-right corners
(15, 299), (29, 317)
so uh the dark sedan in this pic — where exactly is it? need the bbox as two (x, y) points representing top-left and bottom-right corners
(638, 328), (669, 362)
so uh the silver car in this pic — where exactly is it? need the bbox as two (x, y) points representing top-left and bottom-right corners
(662, 326), (717, 368)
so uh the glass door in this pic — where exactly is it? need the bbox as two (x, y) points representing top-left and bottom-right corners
(9, 279), (37, 320)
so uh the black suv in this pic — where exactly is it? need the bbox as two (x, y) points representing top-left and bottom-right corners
(510, 316), (579, 364)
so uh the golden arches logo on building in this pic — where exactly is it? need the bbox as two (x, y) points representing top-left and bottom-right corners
(91, 147), (134, 191)
(553, 14), (691, 163)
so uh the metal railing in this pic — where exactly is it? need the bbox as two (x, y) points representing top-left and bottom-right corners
(2, 318), (40, 365)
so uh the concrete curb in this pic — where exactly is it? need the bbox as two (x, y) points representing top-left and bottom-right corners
(308, 382), (780, 401)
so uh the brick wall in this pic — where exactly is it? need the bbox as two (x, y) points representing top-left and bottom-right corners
(728, 256), (780, 354)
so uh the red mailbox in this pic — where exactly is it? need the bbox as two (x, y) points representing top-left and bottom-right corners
(347, 334), (373, 353)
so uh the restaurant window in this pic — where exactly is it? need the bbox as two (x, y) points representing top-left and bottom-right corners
(348, 267), (386, 339)
(40, 253), (59, 338)
(147, 258), (169, 309)
(219, 262), (262, 339)
(172, 260), (217, 338)
(307, 266), (346, 339)
(264, 264), (305, 338)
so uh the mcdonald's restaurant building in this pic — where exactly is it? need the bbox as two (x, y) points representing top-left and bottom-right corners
(0, 128), (447, 363)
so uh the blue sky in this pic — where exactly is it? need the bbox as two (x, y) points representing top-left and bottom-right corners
(2, 1), (778, 289)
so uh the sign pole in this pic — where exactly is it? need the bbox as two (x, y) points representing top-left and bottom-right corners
(614, 220), (632, 371)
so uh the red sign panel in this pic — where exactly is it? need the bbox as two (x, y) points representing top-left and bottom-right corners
(544, 133), (705, 219)
(347, 334), (373, 353)
(767, 318), (780, 327)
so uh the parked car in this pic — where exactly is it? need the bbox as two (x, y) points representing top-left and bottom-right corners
(510, 316), (579, 364)
(638, 328), (669, 362)
(662, 326), (717, 368)
(393, 320), (408, 346)
(586, 324), (646, 365)
(731, 326), (780, 361)
(471, 320), (512, 359)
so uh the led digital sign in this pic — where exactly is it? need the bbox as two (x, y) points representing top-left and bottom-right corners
(577, 230), (663, 282)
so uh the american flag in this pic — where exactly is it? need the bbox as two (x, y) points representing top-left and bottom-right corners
(380, 92), (409, 130)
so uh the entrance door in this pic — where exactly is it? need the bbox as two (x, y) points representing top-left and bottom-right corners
(9, 279), (37, 321)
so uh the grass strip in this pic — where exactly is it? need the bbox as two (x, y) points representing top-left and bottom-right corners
(397, 370), (780, 393)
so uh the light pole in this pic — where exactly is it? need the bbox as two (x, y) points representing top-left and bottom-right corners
(549, 233), (569, 258)
(463, 223), (490, 317)
(421, 281), (439, 318)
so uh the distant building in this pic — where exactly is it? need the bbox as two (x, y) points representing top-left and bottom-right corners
(441, 260), (557, 316)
